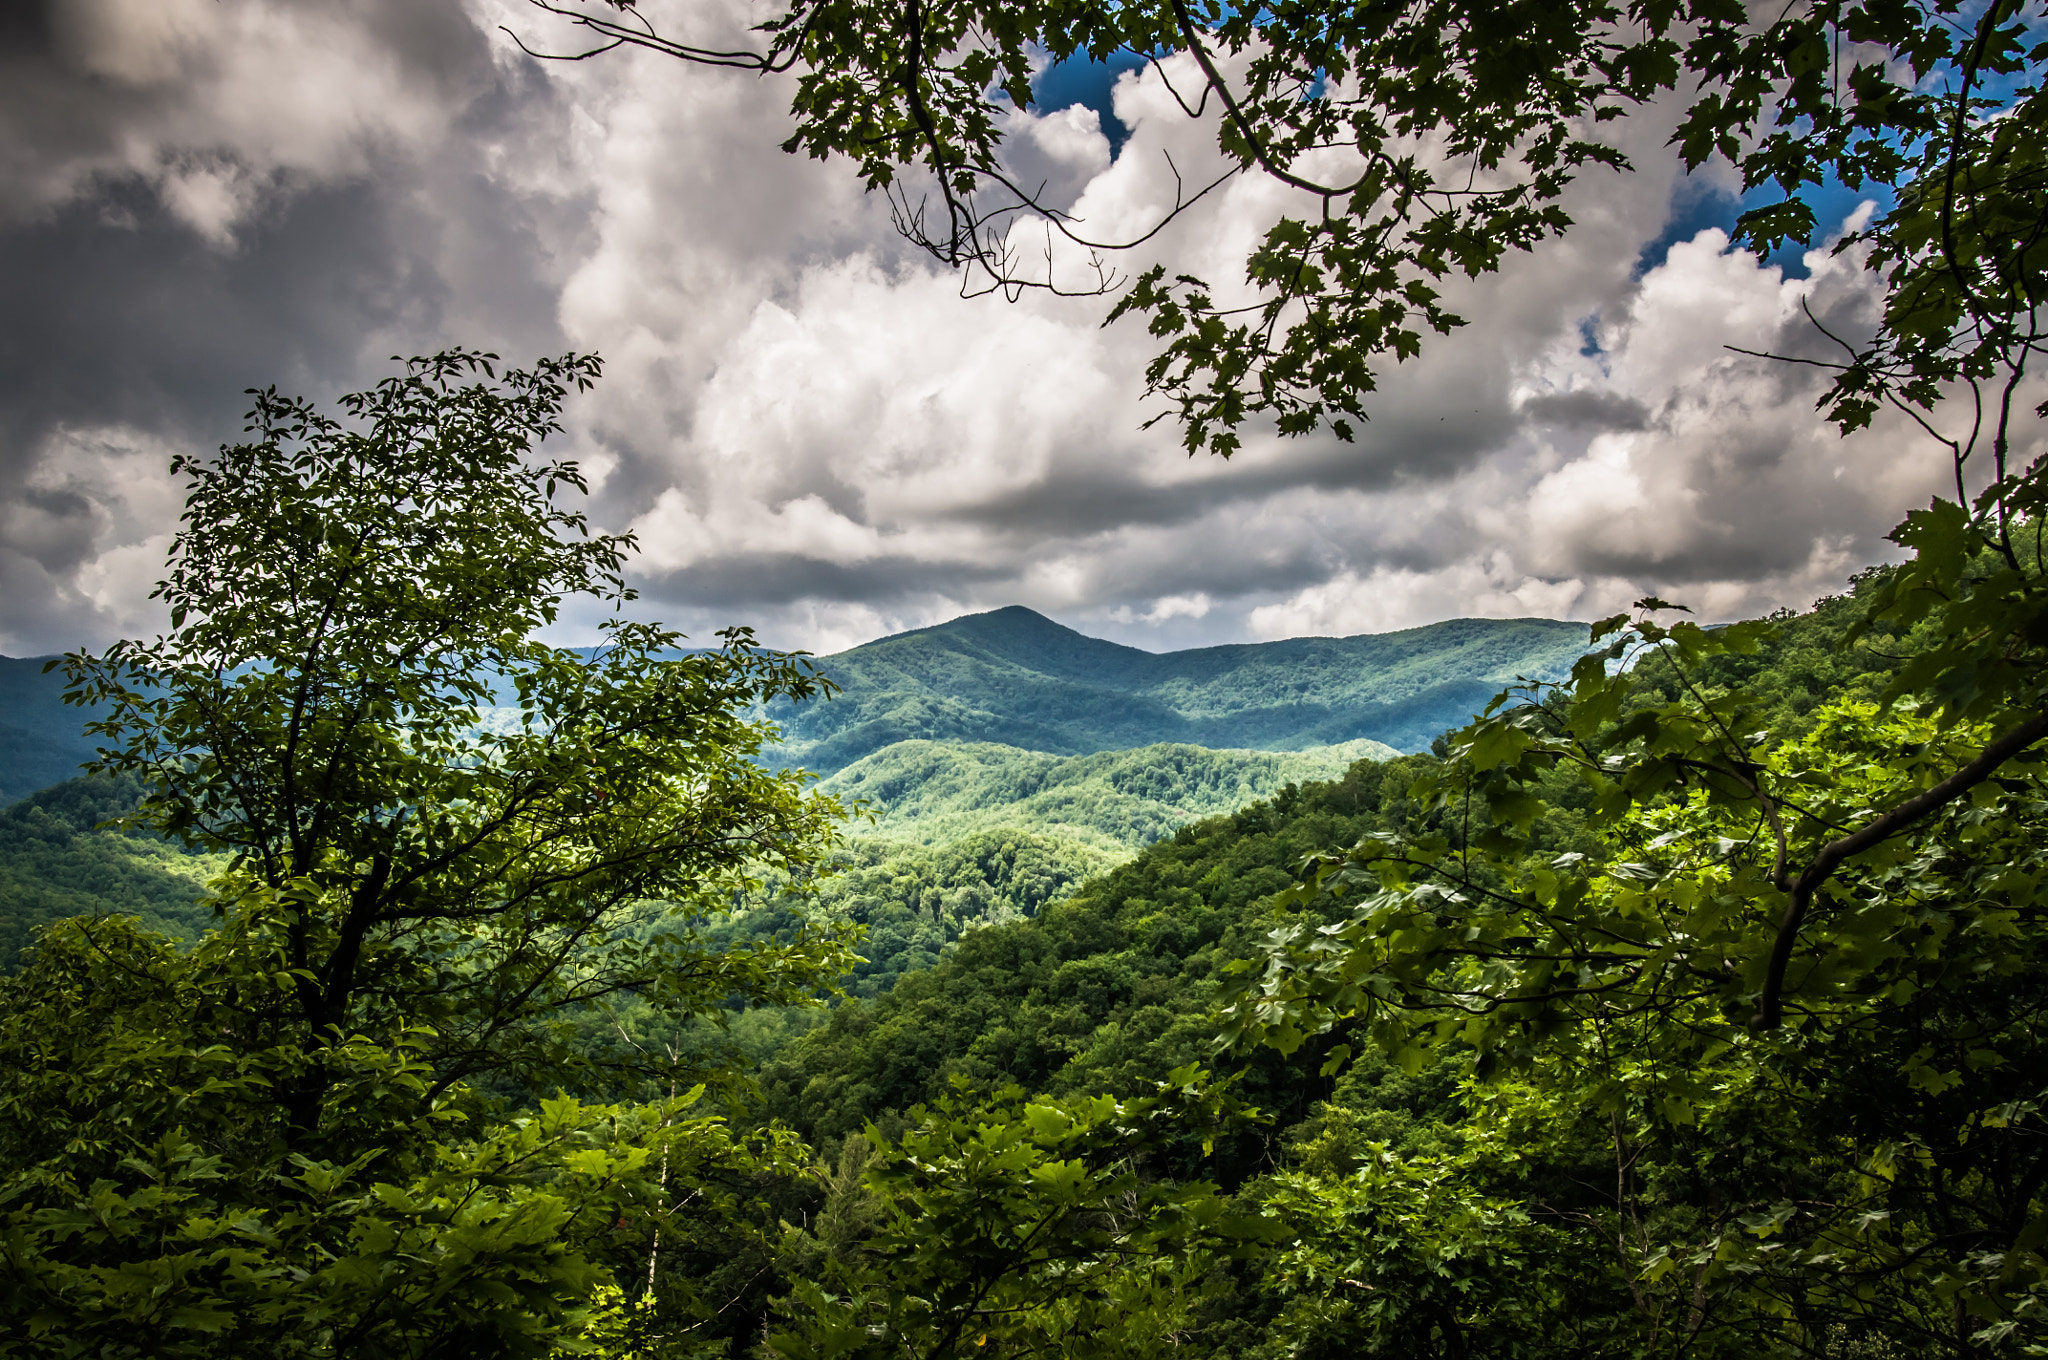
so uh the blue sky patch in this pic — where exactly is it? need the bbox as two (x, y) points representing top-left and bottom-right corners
(1032, 52), (1149, 157)
(1639, 172), (1894, 280)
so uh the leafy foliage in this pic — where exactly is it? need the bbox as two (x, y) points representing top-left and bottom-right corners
(0, 352), (856, 1357)
(1222, 701), (2048, 1355)
(770, 1069), (1272, 1360)
(0, 913), (762, 1360)
(1220, 487), (2048, 1349)
(56, 349), (855, 1112)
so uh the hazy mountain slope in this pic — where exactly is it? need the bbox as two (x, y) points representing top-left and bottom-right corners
(768, 608), (1588, 772)
(819, 738), (1397, 851)
(0, 657), (102, 805)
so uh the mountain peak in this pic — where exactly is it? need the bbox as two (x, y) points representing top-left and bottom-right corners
(770, 608), (1592, 773)
(852, 605), (1152, 682)
(875, 604), (1069, 641)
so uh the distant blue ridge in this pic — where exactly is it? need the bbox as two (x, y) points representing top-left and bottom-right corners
(762, 605), (1596, 774)
(0, 609), (1598, 804)
(0, 645), (716, 805)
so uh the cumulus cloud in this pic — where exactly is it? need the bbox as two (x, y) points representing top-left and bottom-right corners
(0, 1), (1973, 659)
(5, 0), (490, 235)
(0, 0), (584, 651)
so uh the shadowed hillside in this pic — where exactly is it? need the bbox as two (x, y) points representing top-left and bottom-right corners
(0, 774), (223, 969)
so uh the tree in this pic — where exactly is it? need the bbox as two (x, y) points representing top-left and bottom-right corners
(0, 912), (805, 1360)
(1222, 616), (2048, 1353)
(768, 1068), (1273, 1360)
(58, 348), (853, 1122)
(527, 0), (2042, 457)
(517, 5), (2048, 1350)
(0, 351), (855, 1356)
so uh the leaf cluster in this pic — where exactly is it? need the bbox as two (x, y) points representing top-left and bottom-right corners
(538, 0), (2043, 455)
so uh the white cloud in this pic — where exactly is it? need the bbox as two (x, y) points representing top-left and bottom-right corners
(0, 424), (185, 653)
(8, 0), (490, 244)
(1247, 554), (1603, 641)
(0, 3), (1997, 661)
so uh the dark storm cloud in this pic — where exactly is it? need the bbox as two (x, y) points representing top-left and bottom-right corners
(638, 551), (1019, 608)
(0, 176), (429, 651)
(940, 406), (1520, 543)
(1076, 540), (1336, 601)
(1280, 406), (1522, 492)
(0, 0), (51, 50)
(0, 13), (575, 456)
(0, 0), (489, 221)
(0, 178), (424, 456)
(0, 141), (577, 461)
(944, 466), (1235, 536)
(0, 4), (586, 652)
(1519, 390), (1651, 430)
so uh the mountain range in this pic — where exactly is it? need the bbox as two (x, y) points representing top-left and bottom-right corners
(0, 606), (1594, 994)
(0, 608), (1590, 803)
(770, 606), (1590, 773)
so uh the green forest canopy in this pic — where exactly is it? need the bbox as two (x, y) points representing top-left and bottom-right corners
(7, 0), (2047, 1341)
(821, 737), (1396, 850)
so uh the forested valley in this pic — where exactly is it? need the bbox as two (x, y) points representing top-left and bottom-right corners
(5, 535), (2040, 1358)
(2, 0), (2044, 1355)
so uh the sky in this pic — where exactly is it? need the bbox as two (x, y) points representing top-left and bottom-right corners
(0, 0), (1972, 659)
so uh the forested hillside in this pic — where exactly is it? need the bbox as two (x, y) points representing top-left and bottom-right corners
(0, 735), (1388, 993)
(799, 829), (1123, 998)
(769, 607), (1589, 770)
(757, 754), (1444, 1155)
(728, 568), (2048, 1360)
(0, 587), (1896, 1000)
(0, 774), (221, 969)
(822, 737), (1394, 849)
(757, 580), (1908, 1148)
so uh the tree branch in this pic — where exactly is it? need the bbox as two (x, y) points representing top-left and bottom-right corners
(1752, 707), (2048, 1029)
